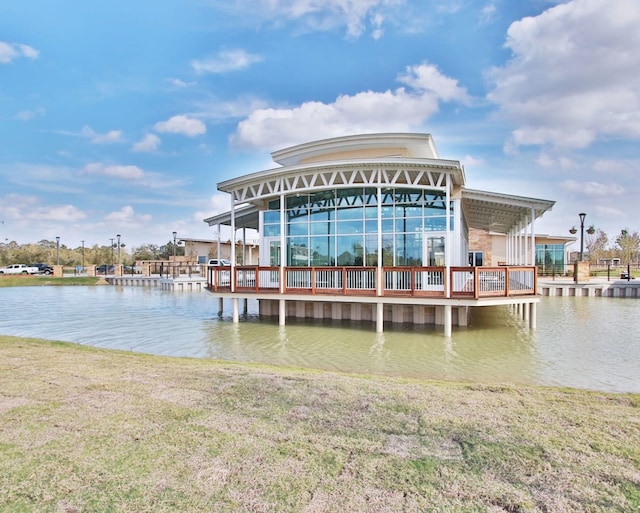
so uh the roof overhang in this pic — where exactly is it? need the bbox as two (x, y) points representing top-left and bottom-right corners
(461, 189), (555, 234)
(204, 204), (259, 230)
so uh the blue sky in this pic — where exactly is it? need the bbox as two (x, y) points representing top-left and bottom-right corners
(2, 0), (639, 250)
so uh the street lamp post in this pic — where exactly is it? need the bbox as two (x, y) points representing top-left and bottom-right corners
(110, 238), (115, 265)
(117, 234), (121, 265)
(578, 212), (586, 262)
(81, 240), (85, 269)
(56, 236), (60, 265)
(173, 231), (177, 261)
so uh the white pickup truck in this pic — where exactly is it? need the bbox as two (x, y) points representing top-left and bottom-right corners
(0, 264), (40, 275)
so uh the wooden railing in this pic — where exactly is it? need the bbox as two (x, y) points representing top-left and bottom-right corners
(206, 265), (537, 299)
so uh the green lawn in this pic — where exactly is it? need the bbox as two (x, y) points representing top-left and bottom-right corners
(0, 276), (104, 287)
(1, 336), (639, 512)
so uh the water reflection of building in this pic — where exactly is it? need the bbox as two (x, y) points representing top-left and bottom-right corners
(204, 133), (555, 336)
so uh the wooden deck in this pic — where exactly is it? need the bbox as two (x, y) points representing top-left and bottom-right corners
(205, 265), (537, 300)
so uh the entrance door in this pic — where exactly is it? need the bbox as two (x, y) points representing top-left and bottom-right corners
(269, 240), (281, 266)
(426, 236), (445, 266)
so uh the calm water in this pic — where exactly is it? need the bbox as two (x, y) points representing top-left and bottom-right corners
(1, 286), (639, 393)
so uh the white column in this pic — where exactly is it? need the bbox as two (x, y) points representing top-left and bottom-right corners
(530, 207), (536, 266)
(279, 299), (286, 326)
(376, 302), (384, 333)
(232, 298), (239, 323)
(445, 174), (451, 298)
(230, 197), (236, 292)
(217, 224), (221, 261)
(443, 304), (452, 337)
(377, 184), (383, 296)
(279, 192), (285, 294)
(530, 302), (537, 329)
(242, 227), (246, 265)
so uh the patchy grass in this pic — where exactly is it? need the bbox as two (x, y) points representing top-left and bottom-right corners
(1, 335), (639, 512)
(0, 276), (105, 287)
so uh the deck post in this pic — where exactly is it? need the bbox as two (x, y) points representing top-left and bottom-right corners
(530, 302), (537, 329)
(444, 304), (452, 337)
(523, 301), (530, 323)
(376, 302), (384, 333)
(279, 299), (286, 326)
(232, 298), (239, 323)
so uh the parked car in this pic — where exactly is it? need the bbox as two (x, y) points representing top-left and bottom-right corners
(96, 264), (115, 275)
(0, 263), (39, 275)
(208, 258), (232, 266)
(30, 263), (54, 275)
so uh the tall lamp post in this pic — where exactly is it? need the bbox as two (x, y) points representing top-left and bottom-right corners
(173, 231), (177, 261)
(56, 236), (60, 265)
(116, 234), (122, 265)
(578, 212), (586, 261)
(110, 238), (115, 265)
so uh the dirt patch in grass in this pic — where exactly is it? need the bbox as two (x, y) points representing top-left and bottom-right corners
(1, 335), (639, 512)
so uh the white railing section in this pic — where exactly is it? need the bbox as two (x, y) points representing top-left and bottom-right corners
(508, 268), (535, 294)
(345, 268), (376, 293)
(314, 268), (343, 291)
(286, 269), (312, 290)
(477, 269), (505, 296)
(451, 268), (475, 295)
(206, 265), (537, 298)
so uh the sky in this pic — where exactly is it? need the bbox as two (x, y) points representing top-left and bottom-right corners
(2, 0), (639, 251)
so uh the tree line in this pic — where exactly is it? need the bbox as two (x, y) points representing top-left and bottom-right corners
(1, 227), (639, 268)
(584, 228), (640, 265)
(0, 240), (185, 267)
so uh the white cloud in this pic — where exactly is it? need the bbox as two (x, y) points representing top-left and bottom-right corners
(487, 0), (640, 150)
(227, 0), (404, 39)
(104, 205), (152, 224)
(132, 134), (161, 152)
(560, 179), (625, 197)
(165, 77), (193, 87)
(0, 41), (39, 64)
(231, 61), (470, 150)
(0, 194), (85, 223)
(14, 108), (45, 121)
(154, 115), (206, 137)
(397, 63), (472, 104)
(192, 49), (263, 74)
(80, 125), (124, 144)
(83, 163), (145, 180)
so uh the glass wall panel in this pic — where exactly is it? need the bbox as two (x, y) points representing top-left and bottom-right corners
(364, 220), (378, 233)
(364, 206), (377, 219)
(310, 236), (333, 266)
(263, 211), (281, 223)
(264, 225), (280, 237)
(310, 221), (334, 235)
(288, 237), (309, 266)
(425, 217), (447, 231)
(337, 220), (363, 234)
(365, 235), (378, 265)
(288, 222), (308, 236)
(336, 207), (363, 221)
(337, 235), (364, 266)
(309, 210), (333, 223)
(396, 217), (422, 233)
(382, 219), (394, 233)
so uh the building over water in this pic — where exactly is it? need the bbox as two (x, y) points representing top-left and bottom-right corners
(204, 133), (555, 336)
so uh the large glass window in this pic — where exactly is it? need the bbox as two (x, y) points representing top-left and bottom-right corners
(265, 187), (453, 266)
(536, 243), (565, 275)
